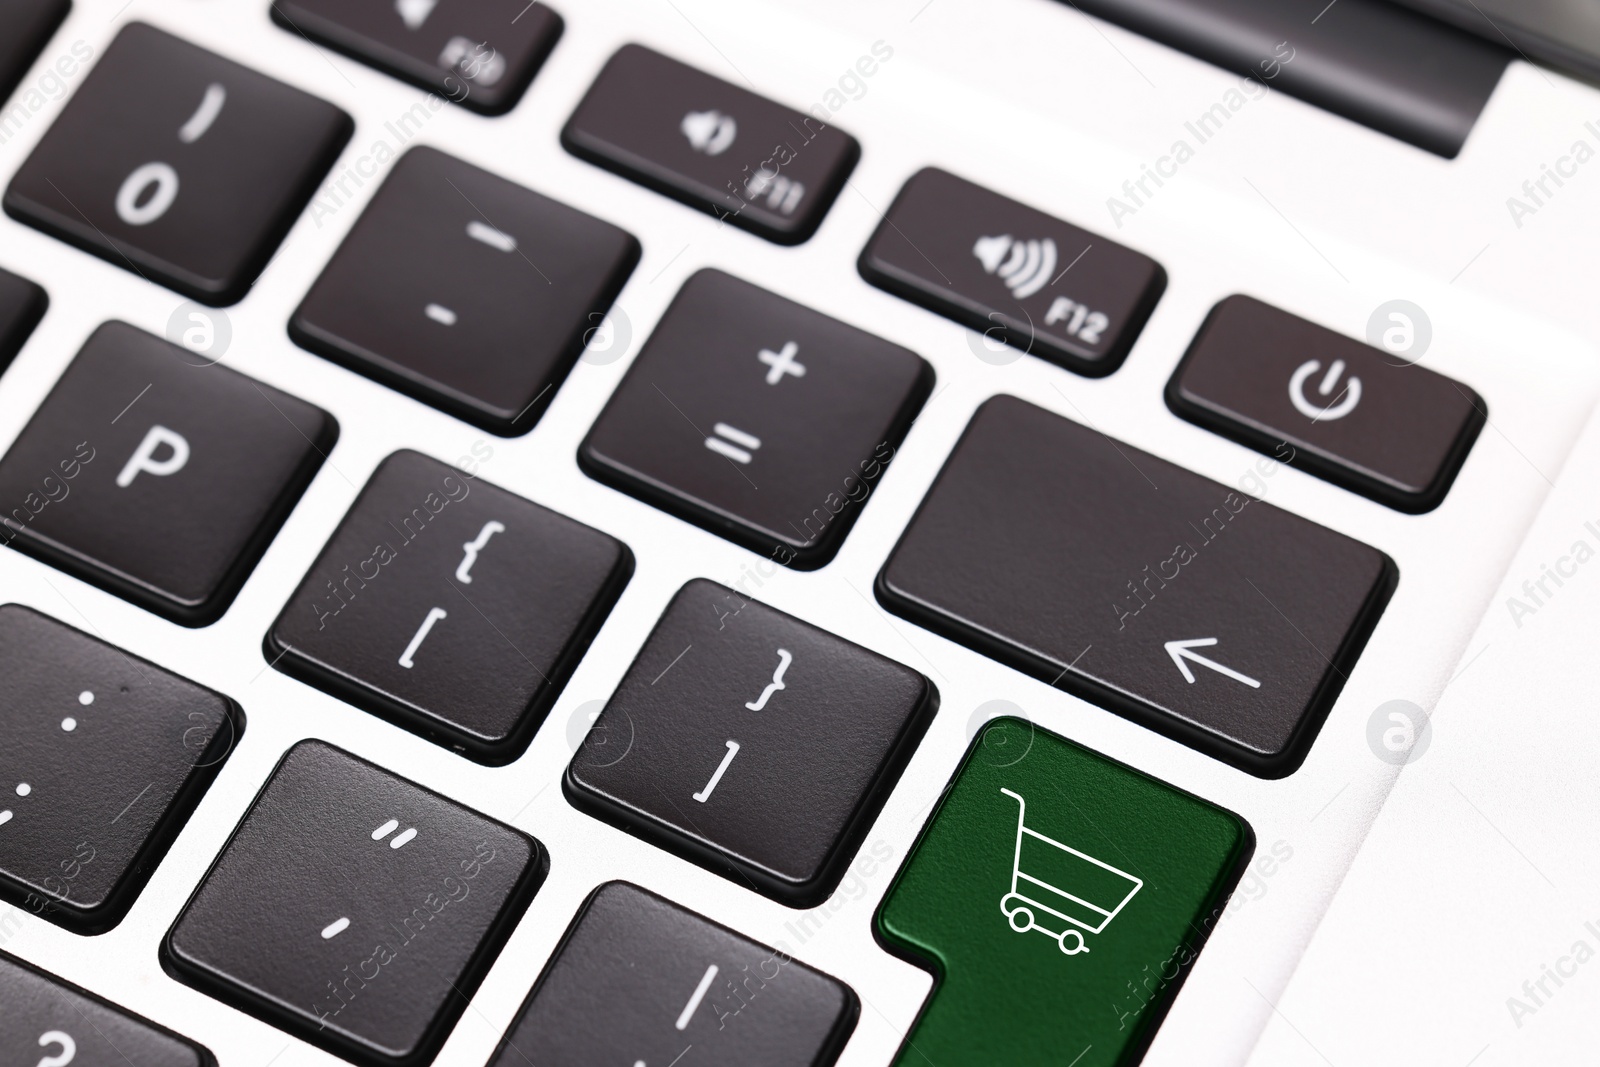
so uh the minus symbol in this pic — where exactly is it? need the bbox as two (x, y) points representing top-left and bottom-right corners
(321, 917), (350, 939)
(466, 220), (517, 252)
(425, 303), (458, 326)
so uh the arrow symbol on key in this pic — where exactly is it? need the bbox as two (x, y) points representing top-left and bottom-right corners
(1164, 638), (1261, 689)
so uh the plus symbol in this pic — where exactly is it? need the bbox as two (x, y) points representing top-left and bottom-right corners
(758, 341), (806, 385)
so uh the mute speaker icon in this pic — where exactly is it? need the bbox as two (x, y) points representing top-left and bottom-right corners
(973, 234), (1058, 300)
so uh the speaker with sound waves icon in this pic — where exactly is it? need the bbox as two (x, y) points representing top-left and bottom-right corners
(973, 234), (1058, 300)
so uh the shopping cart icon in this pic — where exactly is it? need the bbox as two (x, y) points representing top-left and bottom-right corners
(998, 788), (1143, 955)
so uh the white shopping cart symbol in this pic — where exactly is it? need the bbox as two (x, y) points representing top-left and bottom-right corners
(998, 788), (1143, 956)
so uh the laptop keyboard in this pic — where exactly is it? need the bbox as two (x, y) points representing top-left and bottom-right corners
(0, 2), (1591, 1066)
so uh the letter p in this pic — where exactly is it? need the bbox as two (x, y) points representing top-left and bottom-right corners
(117, 425), (190, 488)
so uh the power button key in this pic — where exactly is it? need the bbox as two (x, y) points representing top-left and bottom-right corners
(1165, 295), (1485, 513)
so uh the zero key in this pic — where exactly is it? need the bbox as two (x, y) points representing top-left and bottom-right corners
(875, 717), (1251, 1067)
(1166, 295), (1487, 513)
(3, 22), (352, 305)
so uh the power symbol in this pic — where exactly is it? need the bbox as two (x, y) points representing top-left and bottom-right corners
(1289, 358), (1362, 421)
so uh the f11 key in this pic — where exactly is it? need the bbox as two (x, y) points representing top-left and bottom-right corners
(1166, 295), (1486, 512)
(563, 44), (860, 244)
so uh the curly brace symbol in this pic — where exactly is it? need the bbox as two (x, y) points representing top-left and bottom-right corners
(745, 649), (793, 711)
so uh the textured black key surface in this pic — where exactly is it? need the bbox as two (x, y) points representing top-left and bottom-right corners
(164, 740), (544, 1067)
(0, 265), (48, 373)
(0, 605), (240, 933)
(563, 44), (860, 244)
(878, 395), (1396, 778)
(268, 449), (632, 764)
(490, 882), (856, 1067)
(567, 579), (934, 905)
(0, 321), (336, 626)
(271, 0), (562, 115)
(291, 145), (638, 436)
(0, 0), (70, 104)
(3, 22), (352, 305)
(1166, 295), (1486, 513)
(1, 952), (210, 1066)
(859, 167), (1165, 377)
(580, 269), (932, 569)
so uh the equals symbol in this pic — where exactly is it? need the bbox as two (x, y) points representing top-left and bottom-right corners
(705, 423), (760, 464)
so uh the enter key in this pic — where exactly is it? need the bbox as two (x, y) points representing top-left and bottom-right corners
(875, 718), (1252, 1065)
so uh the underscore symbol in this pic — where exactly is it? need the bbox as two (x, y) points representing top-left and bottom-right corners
(1289, 358), (1361, 421)
(399, 607), (447, 668)
(692, 740), (739, 802)
(1164, 638), (1260, 688)
(705, 423), (760, 464)
(676, 963), (719, 1029)
(456, 520), (505, 583)
(745, 649), (792, 710)
(973, 234), (1058, 300)
(758, 341), (805, 385)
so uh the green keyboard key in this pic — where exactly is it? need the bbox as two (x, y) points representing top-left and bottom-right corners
(876, 718), (1252, 1066)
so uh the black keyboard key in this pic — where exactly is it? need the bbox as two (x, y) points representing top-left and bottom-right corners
(1, 951), (211, 1065)
(268, 449), (632, 764)
(0, 321), (336, 626)
(3, 22), (352, 306)
(567, 579), (934, 905)
(490, 882), (856, 1067)
(164, 740), (544, 1067)
(580, 269), (931, 568)
(291, 145), (637, 436)
(1166, 295), (1486, 513)
(878, 395), (1395, 778)
(563, 44), (859, 245)
(859, 167), (1165, 377)
(0, 265), (47, 373)
(271, 0), (562, 115)
(0, 605), (240, 933)
(0, 0), (69, 104)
